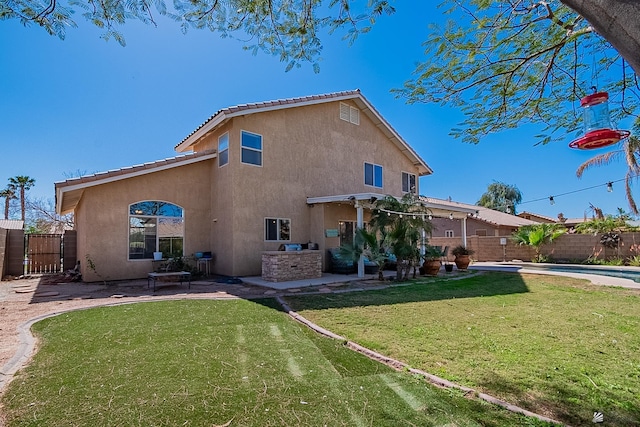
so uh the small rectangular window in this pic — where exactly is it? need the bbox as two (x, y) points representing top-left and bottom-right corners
(402, 172), (416, 194)
(218, 133), (229, 167)
(265, 218), (291, 241)
(364, 162), (383, 188)
(445, 230), (454, 238)
(241, 131), (262, 166)
(340, 102), (360, 125)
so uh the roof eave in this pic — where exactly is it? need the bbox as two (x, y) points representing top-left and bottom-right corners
(55, 152), (217, 214)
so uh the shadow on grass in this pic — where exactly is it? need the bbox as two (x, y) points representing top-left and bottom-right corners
(479, 370), (640, 427)
(282, 272), (530, 310)
(22, 273), (274, 305)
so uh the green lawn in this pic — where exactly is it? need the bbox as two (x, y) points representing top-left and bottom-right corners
(1, 298), (549, 426)
(284, 272), (640, 426)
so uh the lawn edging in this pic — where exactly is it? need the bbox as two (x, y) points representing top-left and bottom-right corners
(276, 296), (568, 427)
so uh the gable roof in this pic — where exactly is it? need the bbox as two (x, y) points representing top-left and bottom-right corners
(517, 211), (557, 223)
(421, 197), (538, 227)
(55, 150), (217, 214)
(175, 89), (433, 176)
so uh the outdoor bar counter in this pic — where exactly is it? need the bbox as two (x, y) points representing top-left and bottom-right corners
(261, 250), (322, 282)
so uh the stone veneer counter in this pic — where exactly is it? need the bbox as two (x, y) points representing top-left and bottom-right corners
(261, 250), (322, 282)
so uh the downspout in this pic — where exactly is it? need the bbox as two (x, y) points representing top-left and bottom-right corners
(355, 201), (364, 278)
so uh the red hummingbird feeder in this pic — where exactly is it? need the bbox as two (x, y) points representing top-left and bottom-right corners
(569, 91), (630, 150)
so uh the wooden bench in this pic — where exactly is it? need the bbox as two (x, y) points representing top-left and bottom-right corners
(147, 272), (191, 292)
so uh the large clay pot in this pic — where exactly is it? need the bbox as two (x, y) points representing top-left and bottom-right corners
(422, 260), (441, 276)
(454, 255), (471, 271)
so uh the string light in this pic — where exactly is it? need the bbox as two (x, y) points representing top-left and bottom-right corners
(449, 213), (454, 220)
(518, 176), (632, 207)
(549, 196), (555, 205)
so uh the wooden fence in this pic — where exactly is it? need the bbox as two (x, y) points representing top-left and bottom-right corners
(1, 230), (76, 278)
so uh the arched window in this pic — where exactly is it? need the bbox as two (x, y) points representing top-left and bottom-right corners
(129, 201), (184, 260)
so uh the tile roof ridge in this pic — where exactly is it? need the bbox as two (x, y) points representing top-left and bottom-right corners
(176, 89), (362, 149)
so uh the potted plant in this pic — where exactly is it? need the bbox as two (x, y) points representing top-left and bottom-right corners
(451, 245), (474, 270)
(421, 245), (443, 276)
(444, 261), (454, 273)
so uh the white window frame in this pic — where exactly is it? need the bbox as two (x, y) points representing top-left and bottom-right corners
(445, 230), (454, 238)
(241, 130), (263, 167)
(364, 162), (383, 188)
(402, 171), (417, 194)
(340, 102), (360, 125)
(265, 217), (291, 242)
(218, 132), (229, 167)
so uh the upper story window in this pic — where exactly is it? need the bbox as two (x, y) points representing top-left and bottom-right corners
(364, 162), (383, 188)
(129, 201), (184, 260)
(445, 230), (454, 238)
(340, 102), (360, 125)
(265, 218), (291, 241)
(218, 133), (229, 167)
(241, 130), (262, 166)
(402, 172), (416, 194)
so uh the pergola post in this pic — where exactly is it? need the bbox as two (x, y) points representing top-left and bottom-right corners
(355, 201), (365, 278)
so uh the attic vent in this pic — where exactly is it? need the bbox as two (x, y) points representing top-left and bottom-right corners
(340, 102), (360, 125)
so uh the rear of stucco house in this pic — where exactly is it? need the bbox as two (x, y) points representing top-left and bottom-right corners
(56, 90), (443, 282)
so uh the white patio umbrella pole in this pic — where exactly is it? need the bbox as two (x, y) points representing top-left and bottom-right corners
(355, 201), (364, 278)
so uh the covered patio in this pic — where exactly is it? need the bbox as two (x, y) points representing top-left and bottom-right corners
(306, 192), (478, 278)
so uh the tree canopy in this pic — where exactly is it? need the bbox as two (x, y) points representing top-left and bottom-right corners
(477, 181), (522, 214)
(394, 1), (639, 146)
(1, 0), (395, 71)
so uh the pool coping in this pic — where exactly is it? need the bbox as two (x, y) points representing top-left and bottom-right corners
(470, 262), (640, 290)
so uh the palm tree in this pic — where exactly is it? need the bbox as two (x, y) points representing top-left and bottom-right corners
(8, 176), (36, 222)
(340, 228), (388, 281)
(576, 118), (640, 214)
(368, 194), (432, 280)
(511, 223), (566, 262)
(0, 186), (17, 219)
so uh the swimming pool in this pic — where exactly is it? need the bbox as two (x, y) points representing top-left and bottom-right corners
(470, 262), (640, 283)
(517, 264), (640, 283)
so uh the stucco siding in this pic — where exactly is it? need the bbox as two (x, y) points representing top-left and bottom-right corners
(65, 95), (428, 280)
(210, 100), (419, 276)
(75, 161), (212, 282)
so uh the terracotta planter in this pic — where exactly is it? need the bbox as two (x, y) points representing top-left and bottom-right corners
(422, 260), (441, 276)
(454, 255), (471, 271)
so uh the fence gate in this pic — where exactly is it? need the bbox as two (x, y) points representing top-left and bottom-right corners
(25, 234), (63, 274)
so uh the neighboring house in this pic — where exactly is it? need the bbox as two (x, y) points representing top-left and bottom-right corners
(517, 211), (557, 223)
(0, 219), (24, 279)
(56, 90), (474, 282)
(426, 198), (538, 239)
(518, 211), (588, 229)
(0, 220), (24, 230)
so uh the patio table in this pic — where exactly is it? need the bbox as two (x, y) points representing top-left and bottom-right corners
(147, 271), (191, 292)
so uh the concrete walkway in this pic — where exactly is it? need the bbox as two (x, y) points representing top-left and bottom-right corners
(241, 271), (395, 290)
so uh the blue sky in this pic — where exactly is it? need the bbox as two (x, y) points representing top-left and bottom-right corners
(0, 2), (634, 219)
